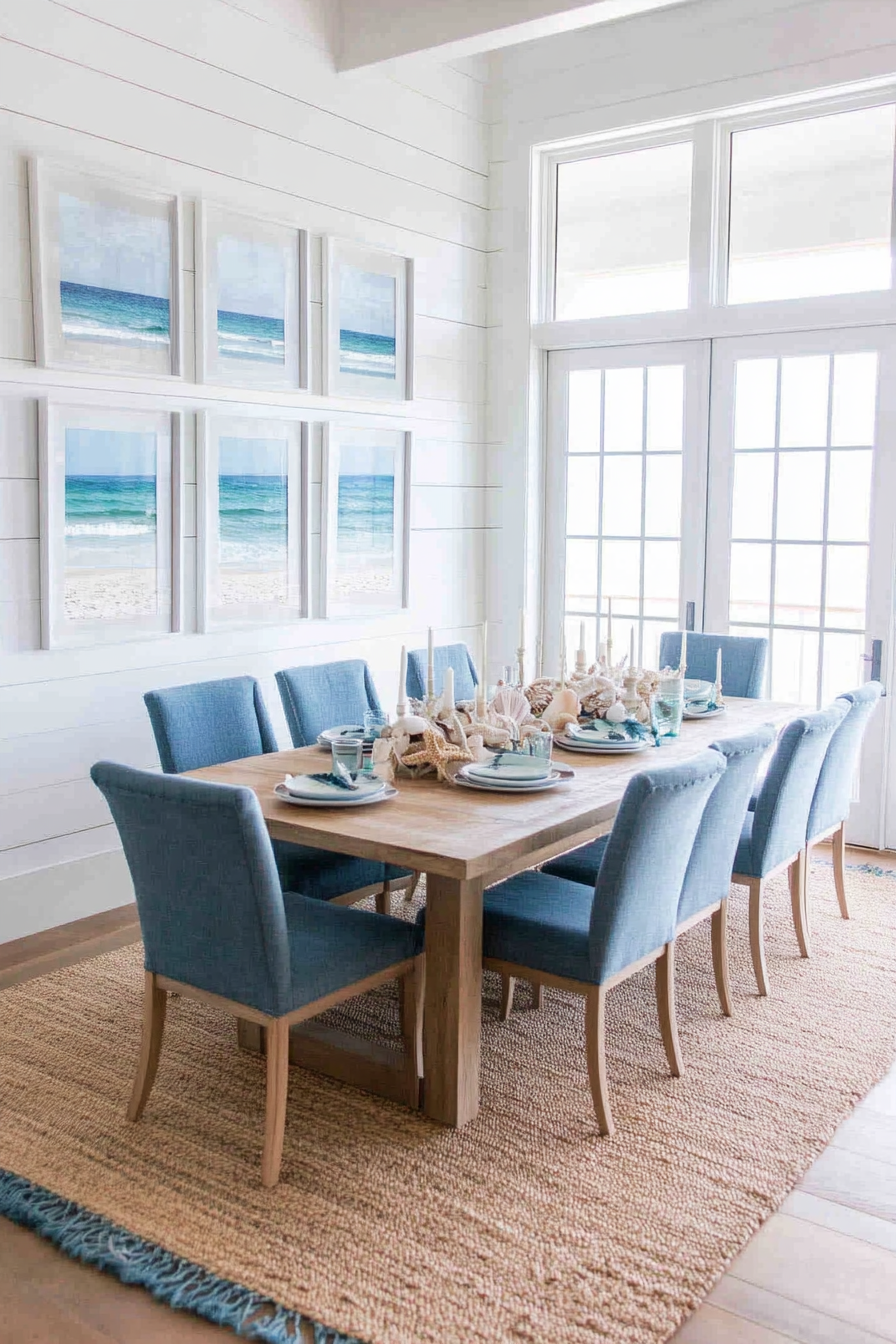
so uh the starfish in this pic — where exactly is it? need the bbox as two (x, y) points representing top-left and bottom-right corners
(401, 725), (473, 782)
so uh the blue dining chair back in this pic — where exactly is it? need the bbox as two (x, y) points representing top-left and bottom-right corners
(658, 632), (768, 698)
(807, 682), (882, 841)
(92, 761), (291, 1016)
(406, 643), (478, 702)
(678, 726), (776, 925)
(588, 750), (726, 983)
(144, 676), (278, 774)
(276, 660), (383, 747)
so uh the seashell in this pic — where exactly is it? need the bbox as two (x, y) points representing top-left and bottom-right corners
(542, 686), (580, 731)
(605, 700), (628, 724)
(392, 713), (429, 736)
(523, 678), (556, 715)
(467, 732), (490, 762)
(491, 686), (532, 726)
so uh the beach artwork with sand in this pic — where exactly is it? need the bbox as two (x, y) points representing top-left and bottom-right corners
(217, 436), (290, 608)
(334, 442), (397, 600)
(64, 428), (159, 622)
(338, 266), (397, 381)
(216, 234), (286, 366)
(58, 192), (171, 354)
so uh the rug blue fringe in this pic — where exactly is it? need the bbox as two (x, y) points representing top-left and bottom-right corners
(0, 1169), (364, 1343)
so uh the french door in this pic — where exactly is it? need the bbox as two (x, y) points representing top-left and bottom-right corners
(546, 327), (896, 847)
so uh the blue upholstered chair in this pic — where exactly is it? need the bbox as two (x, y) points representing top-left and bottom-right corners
(91, 762), (423, 1187)
(472, 751), (725, 1134)
(406, 643), (478, 703)
(543, 727), (776, 1018)
(659, 632), (768, 699)
(275, 660), (383, 748)
(732, 703), (849, 995)
(274, 661), (416, 907)
(806, 682), (883, 919)
(144, 676), (398, 914)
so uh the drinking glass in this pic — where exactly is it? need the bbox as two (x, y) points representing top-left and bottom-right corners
(363, 709), (389, 740)
(331, 737), (363, 776)
(653, 676), (684, 739)
(525, 728), (554, 764)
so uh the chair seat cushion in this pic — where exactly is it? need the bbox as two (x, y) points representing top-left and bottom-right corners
(273, 840), (387, 902)
(386, 864), (415, 883)
(542, 835), (609, 887)
(284, 894), (422, 1012)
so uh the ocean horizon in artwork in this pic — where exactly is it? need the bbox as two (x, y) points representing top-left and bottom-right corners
(335, 473), (395, 599)
(64, 473), (158, 622)
(338, 265), (396, 381)
(216, 232), (287, 367)
(339, 328), (396, 379)
(60, 281), (170, 350)
(217, 309), (285, 364)
(216, 435), (289, 609)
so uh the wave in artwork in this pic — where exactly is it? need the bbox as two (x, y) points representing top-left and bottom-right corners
(60, 282), (170, 349)
(336, 473), (395, 596)
(64, 475), (158, 620)
(339, 329), (396, 380)
(217, 309), (286, 365)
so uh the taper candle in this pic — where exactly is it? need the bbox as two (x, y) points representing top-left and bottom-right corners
(606, 595), (613, 645)
(629, 625), (635, 670)
(443, 664), (455, 713)
(397, 644), (407, 715)
(576, 620), (587, 673)
(519, 607), (525, 648)
(426, 626), (435, 699)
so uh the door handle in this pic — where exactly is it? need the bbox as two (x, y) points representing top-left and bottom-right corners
(865, 638), (885, 692)
(685, 601), (695, 632)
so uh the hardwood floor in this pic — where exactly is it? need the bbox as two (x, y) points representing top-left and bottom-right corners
(1, 847), (895, 1344)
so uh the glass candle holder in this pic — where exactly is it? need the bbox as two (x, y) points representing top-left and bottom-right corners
(653, 676), (684, 739)
(331, 737), (363, 776)
(363, 709), (389, 739)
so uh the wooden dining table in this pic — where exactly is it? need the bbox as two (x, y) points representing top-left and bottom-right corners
(189, 697), (796, 1128)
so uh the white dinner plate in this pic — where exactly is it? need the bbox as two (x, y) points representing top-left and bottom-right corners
(274, 779), (392, 806)
(684, 679), (714, 701)
(683, 705), (726, 720)
(454, 768), (567, 794)
(555, 735), (649, 754)
(465, 759), (552, 784)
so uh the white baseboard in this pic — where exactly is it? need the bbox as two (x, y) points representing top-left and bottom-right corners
(0, 849), (134, 946)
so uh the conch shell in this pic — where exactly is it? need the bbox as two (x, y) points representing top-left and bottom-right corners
(542, 686), (580, 732)
(523, 678), (556, 715)
(574, 671), (617, 718)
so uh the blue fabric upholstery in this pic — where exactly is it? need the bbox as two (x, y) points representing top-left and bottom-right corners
(734, 703), (849, 877)
(406, 643), (478, 702)
(659, 632), (768, 698)
(145, 677), (278, 774)
(471, 751), (725, 986)
(544, 728), (776, 928)
(145, 674), (396, 899)
(275, 661), (383, 748)
(91, 763), (421, 1017)
(807, 683), (882, 841)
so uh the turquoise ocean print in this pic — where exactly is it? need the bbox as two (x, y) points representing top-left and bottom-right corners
(64, 428), (159, 621)
(217, 437), (289, 607)
(216, 234), (286, 365)
(335, 444), (395, 597)
(58, 193), (170, 349)
(339, 266), (396, 380)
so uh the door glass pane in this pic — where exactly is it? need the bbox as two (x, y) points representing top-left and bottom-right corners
(644, 456), (681, 536)
(643, 540), (679, 617)
(566, 539), (598, 607)
(603, 368), (643, 451)
(601, 539), (641, 603)
(568, 370), (602, 452)
(821, 632), (866, 703)
(566, 457), (600, 534)
(555, 141), (692, 319)
(646, 366), (684, 451)
(726, 350), (878, 706)
(727, 103), (896, 304)
(601, 456), (642, 536)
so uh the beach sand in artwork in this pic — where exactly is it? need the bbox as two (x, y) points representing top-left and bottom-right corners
(64, 569), (158, 622)
(334, 564), (393, 596)
(219, 570), (289, 607)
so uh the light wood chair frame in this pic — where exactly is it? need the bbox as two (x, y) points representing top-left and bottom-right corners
(128, 953), (425, 1187)
(732, 849), (809, 997)
(326, 870), (416, 916)
(806, 820), (849, 919)
(486, 941), (681, 1137)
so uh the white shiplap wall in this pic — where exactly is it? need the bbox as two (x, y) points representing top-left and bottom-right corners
(0, 0), (490, 942)
(486, 0), (896, 671)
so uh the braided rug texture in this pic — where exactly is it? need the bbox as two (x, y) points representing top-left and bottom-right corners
(1, 862), (895, 1344)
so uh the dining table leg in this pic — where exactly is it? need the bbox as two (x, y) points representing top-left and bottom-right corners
(422, 873), (484, 1127)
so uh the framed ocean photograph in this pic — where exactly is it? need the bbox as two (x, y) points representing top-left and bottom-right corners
(197, 414), (308, 631)
(321, 425), (410, 617)
(39, 403), (182, 648)
(29, 161), (182, 377)
(196, 205), (309, 390)
(324, 240), (414, 401)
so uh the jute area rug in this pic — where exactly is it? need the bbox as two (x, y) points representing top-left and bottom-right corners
(1, 862), (896, 1344)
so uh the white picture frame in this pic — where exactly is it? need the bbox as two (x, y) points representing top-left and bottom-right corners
(323, 239), (414, 401)
(39, 401), (182, 648)
(195, 203), (310, 390)
(321, 424), (410, 618)
(197, 413), (309, 632)
(29, 159), (183, 378)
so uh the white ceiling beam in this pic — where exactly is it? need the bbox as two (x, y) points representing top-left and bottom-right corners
(335, 0), (692, 71)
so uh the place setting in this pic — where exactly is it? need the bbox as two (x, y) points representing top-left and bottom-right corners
(276, 721), (398, 808)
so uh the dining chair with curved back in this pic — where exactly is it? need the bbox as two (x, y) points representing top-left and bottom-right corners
(275, 660), (383, 747)
(732, 702), (849, 996)
(144, 676), (397, 913)
(542, 726), (776, 1019)
(466, 750), (726, 1134)
(91, 762), (424, 1187)
(274, 660), (416, 907)
(405, 643), (478, 703)
(659, 632), (768, 699)
(805, 681), (883, 919)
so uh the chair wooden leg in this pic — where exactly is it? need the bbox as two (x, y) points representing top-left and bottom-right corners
(832, 823), (849, 919)
(789, 850), (811, 958)
(375, 881), (392, 916)
(499, 974), (516, 1021)
(127, 972), (167, 1123)
(531, 981), (544, 1010)
(585, 985), (614, 1136)
(404, 872), (422, 903)
(261, 1018), (290, 1188)
(399, 954), (425, 1102)
(748, 877), (770, 996)
(710, 900), (733, 1017)
(654, 942), (683, 1078)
